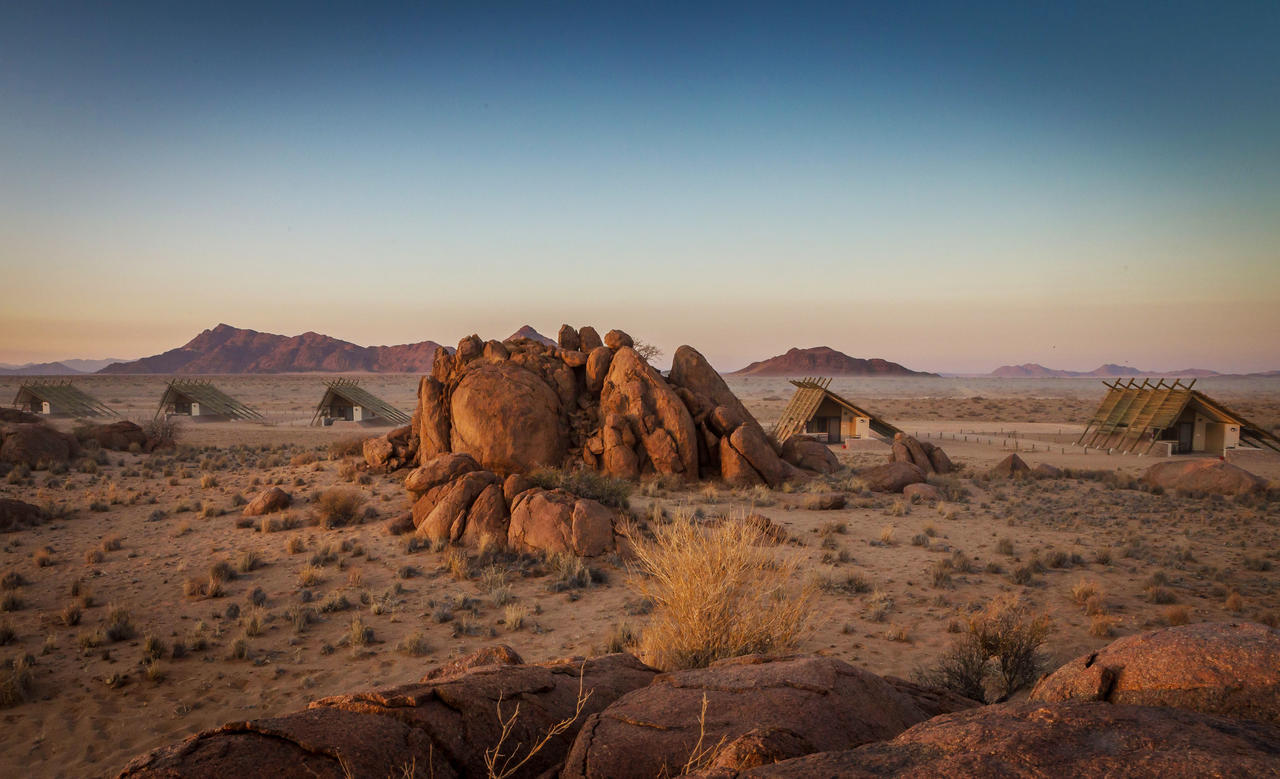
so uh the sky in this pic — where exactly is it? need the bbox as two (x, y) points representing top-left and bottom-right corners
(1, 1), (1278, 373)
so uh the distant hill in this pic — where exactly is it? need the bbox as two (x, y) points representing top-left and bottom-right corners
(0, 361), (83, 376)
(506, 325), (556, 347)
(990, 363), (1222, 379)
(731, 347), (935, 377)
(98, 324), (452, 374)
(62, 358), (128, 373)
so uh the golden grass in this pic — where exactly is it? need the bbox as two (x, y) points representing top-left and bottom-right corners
(629, 511), (814, 671)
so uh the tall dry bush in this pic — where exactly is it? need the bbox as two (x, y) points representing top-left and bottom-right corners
(141, 416), (181, 449)
(629, 512), (813, 671)
(917, 595), (1052, 703)
(314, 487), (367, 528)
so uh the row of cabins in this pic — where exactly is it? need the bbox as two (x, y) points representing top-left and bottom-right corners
(11, 377), (1280, 456)
(769, 376), (1279, 456)
(11, 379), (409, 427)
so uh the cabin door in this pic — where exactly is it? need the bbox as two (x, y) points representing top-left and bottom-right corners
(827, 417), (842, 444)
(1177, 422), (1194, 454)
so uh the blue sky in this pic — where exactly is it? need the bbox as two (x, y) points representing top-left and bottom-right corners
(1, 1), (1277, 372)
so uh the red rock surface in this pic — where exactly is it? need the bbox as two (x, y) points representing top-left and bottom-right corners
(561, 654), (965, 779)
(241, 487), (291, 517)
(859, 461), (926, 493)
(710, 701), (1280, 777)
(119, 648), (658, 779)
(1030, 621), (1280, 724)
(1143, 459), (1268, 495)
(990, 453), (1031, 478)
(0, 422), (80, 467)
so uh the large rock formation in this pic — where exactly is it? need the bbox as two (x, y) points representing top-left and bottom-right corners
(1143, 459), (1269, 496)
(561, 654), (977, 779)
(990, 453), (1031, 478)
(888, 432), (954, 474)
(73, 420), (150, 451)
(859, 461), (926, 493)
(362, 425), (418, 472)
(0, 421), (80, 468)
(1030, 621), (1280, 724)
(405, 453), (623, 556)
(119, 647), (659, 779)
(394, 327), (803, 489)
(779, 435), (840, 474)
(0, 498), (46, 533)
(119, 635), (1280, 779)
(710, 701), (1280, 777)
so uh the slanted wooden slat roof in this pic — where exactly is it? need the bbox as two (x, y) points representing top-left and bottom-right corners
(13, 381), (117, 418)
(1077, 379), (1280, 454)
(310, 379), (410, 426)
(771, 377), (901, 443)
(157, 380), (263, 421)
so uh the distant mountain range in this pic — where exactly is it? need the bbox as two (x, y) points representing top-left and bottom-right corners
(0, 358), (127, 375)
(95, 324), (556, 374)
(990, 363), (1224, 379)
(0, 361), (83, 376)
(731, 347), (935, 377)
(3, 331), (1274, 378)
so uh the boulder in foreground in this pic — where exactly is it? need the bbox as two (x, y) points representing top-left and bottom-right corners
(714, 701), (1280, 778)
(118, 647), (658, 779)
(859, 461), (926, 493)
(0, 422), (80, 468)
(562, 654), (976, 779)
(989, 453), (1031, 478)
(1030, 621), (1280, 724)
(242, 487), (292, 517)
(1143, 459), (1268, 496)
(0, 498), (46, 533)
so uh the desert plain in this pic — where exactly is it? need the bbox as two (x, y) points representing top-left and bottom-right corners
(0, 373), (1277, 777)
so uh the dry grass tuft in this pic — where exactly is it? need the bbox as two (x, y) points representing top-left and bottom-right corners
(1, 654), (33, 707)
(314, 488), (367, 528)
(1090, 614), (1119, 637)
(1164, 605), (1190, 626)
(1070, 578), (1102, 610)
(629, 512), (814, 671)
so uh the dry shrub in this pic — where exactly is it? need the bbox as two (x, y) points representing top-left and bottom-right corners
(630, 512), (814, 671)
(526, 467), (632, 510)
(314, 488), (367, 528)
(1070, 578), (1101, 610)
(1225, 591), (1244, 613)
(1164, 605), (1190, 626)
(328, 437), (365, 459)
(1, 654), (33, 707)
(917, 596), (1052, 703)
(1091, 614), (1119, 637)
(141, 416), (181, 448)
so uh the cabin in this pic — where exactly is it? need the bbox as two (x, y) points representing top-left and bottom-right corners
(772, 377), (901, 444)
(1077, 379), (1280, 455)
(310, 379), (410, 427)
(156, 380), (262, 422)
(12, 381), (116, 418)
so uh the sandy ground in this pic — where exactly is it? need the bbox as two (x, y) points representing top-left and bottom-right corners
(0, 375), (1277, 777)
